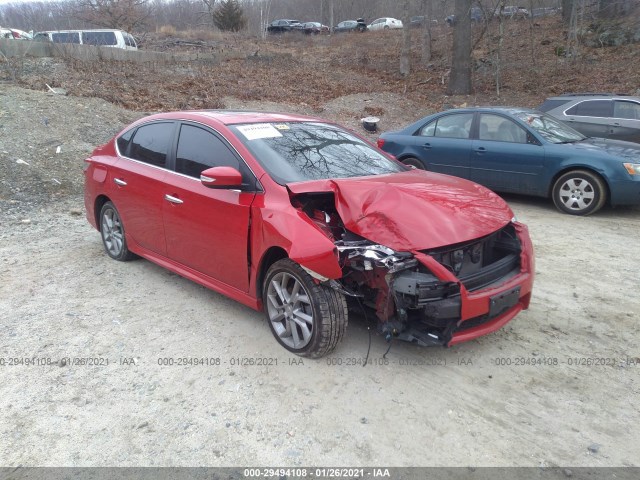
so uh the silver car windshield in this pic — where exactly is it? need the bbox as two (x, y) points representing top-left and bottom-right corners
(231, 122), (405, 184)
(514, 112), (586, 144)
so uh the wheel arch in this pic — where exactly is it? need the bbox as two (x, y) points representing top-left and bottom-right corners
(256, 246), (289, 301)
(548, 166), (611, 204)
(94, 195), (112, 230)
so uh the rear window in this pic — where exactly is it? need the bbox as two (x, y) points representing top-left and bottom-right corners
(124, 33), (136, 48)
(538, 99), (570, 112)
(83, 31), (117, 46)
(51, 32), (80, 44)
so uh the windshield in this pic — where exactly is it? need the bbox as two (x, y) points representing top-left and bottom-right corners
(231, 122), (405, 184)
(514, 111), (586, 143)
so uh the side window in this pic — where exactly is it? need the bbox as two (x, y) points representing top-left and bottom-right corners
(83, 31), (117, 46)
(613, 101), (640, 120)
(116, 128), (134, 155)
(129, 122), (174, 168)
(479, 114), (527, 143)
(419, 113), (473, 139)
(124, 33), (136, 48)
(176, 125), (240, 178)
(51, 32), (80, 44)
(566, 100), (612, 117)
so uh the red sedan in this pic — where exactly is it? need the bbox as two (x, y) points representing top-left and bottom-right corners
(84, 111), (534, 358)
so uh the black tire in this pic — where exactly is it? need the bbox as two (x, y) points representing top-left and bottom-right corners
(384, 25), (390, 30)
(99, 201), (137, 261)
(263, 259), (348, 358)
(551, 170), (607, 216)
(402, 156), (427, 170)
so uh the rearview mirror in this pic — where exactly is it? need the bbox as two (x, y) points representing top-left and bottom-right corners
(200, 166), (243, 189)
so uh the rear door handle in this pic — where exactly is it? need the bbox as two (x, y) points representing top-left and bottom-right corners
(475, 147), (486, 153)
(421, 143), (432, 149)
(114, 178), (127, 186)
(164, 194), (183, 205)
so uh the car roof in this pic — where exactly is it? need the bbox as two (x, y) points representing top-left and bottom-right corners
(139, 110), (323, 126)
(438, 106), (539, 116)
(546, 93), (639, 100)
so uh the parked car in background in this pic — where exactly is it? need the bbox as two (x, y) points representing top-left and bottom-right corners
(266, 19), (303, 34)
(494, 5), (531, 19)
(301, 22), (329, 34)
(368, 17), (403, 30)
(377, 107), (640, 215)
(33, 29), (137, 50)
(1, 28), (32, 40)
(409, 16), (438, 28)
(531, 6), (560, 17)
(446, 7), (486, 26)
(84, 110), (534, 357)
(539, 94), (640, 144)
(334, 19), (368, 33)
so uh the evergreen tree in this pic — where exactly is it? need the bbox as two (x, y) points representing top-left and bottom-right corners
(212, 0), (247, 32)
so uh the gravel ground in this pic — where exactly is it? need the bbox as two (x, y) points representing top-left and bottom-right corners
(1, 86), (639, 468)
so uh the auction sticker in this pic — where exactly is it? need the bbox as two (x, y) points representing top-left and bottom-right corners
(236, 123), (283, 140)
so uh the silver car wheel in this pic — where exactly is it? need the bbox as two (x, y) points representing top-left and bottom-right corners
(558, 177), (595, 211)
(101, 207), (124, 256)
(266, 272), (314, 349)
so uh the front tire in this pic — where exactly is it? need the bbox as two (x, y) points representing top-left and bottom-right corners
(551, 170), (607, 215)
(263, 259), (347, 358)
(99, 201), (137, 261)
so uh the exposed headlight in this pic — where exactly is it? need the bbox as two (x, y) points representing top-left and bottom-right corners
(511, 216), (518, 223)
(623, 163), (640, 175)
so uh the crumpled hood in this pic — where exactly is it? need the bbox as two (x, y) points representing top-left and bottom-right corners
(287, 171), (513, 251)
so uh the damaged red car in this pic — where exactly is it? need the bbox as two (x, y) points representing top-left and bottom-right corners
(84, 111), (534, 358)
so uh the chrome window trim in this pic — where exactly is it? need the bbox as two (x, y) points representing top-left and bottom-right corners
(114, 118), (264, 192)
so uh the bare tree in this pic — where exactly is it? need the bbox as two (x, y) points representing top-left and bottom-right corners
(201, 0), (216, 28)
(448, 0), (472, 94)
(73, 0), (151, 31)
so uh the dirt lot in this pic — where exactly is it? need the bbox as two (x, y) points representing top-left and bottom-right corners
(1, 84), (639, 469)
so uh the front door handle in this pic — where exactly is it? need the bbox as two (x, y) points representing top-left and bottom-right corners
(164, 194), (183, 205)
(475, 147), (487, 153)
(114, 178), (127, 186)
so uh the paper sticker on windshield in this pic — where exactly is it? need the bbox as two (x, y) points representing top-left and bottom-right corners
(273, 124), (290, 130)
(236, 124), (283, 140)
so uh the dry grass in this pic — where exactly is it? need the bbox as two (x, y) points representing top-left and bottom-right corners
(13, 17), (640, 112)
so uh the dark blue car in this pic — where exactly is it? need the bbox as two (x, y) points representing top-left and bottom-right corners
(377, 107), (640, 215)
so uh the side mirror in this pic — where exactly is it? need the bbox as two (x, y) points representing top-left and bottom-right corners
(200, 166), (243, 189)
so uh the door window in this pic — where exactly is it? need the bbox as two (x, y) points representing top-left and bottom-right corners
(176, 124), (240, 178)
(419, 113), (473, 139)
(566, 100), (612, 117)
(128, 122), (174, 168)
(479, 114), (527, 143)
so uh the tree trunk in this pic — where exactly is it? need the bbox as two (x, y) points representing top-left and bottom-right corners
(421, 0), (432, 65)
(562, 0), (572, 24)
(400, 0), (411, 76)
(448, 0), (472, 95)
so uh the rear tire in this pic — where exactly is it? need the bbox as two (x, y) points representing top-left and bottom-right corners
(99, 201), (137, 261)
(551, 170), (607, 215)
(402, 156), (427, 170)
(263, 259), (347, 358)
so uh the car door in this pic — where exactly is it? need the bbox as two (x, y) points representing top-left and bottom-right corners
(161, 123), (258, 292)
(470, 113), (546, 195)
(563, 100), (612, 138)
(413, 112), (474, 177)
(611, 100), (640, 143)
(111, 121), (175, 256)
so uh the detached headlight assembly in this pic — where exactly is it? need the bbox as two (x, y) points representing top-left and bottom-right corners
(623, 163), (640, 175)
